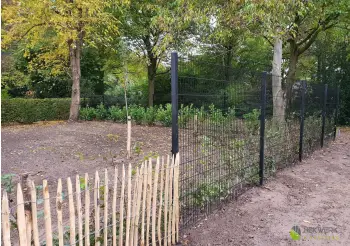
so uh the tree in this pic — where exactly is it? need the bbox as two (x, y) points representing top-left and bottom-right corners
(119, 0), (188, 106)
(2, 0), (123, 121)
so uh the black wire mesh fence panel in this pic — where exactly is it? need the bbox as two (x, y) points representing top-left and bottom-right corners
(174, 55), (339, 228)
(177, 57), (262, 226)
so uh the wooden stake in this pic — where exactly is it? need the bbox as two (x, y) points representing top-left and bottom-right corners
(43, 180), (52, 246)
(175, 154), (180, 242)
(127, 116), (131, 159)
(141, 161), (148, 246)
(95, 171), (101, 246)
(119, 165), (126, 246)
(56, 179), (64, 246)
(85, 173), (90, 246)
(163, 156), (170, 246)
(130, 167), (139, 246)
(30, 181), (40, 246)
(134, 165), (143, 246)
(125, 164), (132, 246)
(152, 157), (160, 246)
(67, 177), (76, 246)
(104, 169), (109, 246)
(157, 156), (165, 245)
(76, 175), (83, 246)
(167, 157), (174, 245)
(112, 168), (118, 246)
(146, 159), (153, 246)
(2, 192), (11, 246)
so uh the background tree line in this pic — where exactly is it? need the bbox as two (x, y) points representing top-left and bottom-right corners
(2, 0), (350, 124)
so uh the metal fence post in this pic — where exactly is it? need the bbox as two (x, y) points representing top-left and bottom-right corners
(259, 72), (267, 186)
(299, 81), (306, 162)
(321, 84), (328, 148)
(333, 85), (340, 141)
(171, 52), (179, 155)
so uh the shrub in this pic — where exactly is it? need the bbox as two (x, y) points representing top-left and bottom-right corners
(1, 98), (70, 123)
(156, 104), (172, 126)
(108, 106), (127, 123)
(80, 107), (97, 121)
(143, 106), (157, 125)
(95, 103), (108, 120)
(243, 109), (260, 134)
(129, 105), (145, 125)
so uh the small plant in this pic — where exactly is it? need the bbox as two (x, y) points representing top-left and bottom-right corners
(192, 182), (228, 208)
(143, 106), (157, 125)
(95, 103), (108, 120)
(80, 107), (97, 121)
(108, 106), (127, 123)
(1, 174), (15, 193)
(156, 104), (172, 126)
(133, 141), (143, 155)
(129, 105), (145, 125)
(243, 109), (260, 134)
(106, 134), (119, 142)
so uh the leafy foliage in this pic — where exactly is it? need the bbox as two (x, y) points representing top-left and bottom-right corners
(2, 98), (70, 123)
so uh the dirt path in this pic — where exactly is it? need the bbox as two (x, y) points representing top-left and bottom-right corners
(183, 129), (350, 246)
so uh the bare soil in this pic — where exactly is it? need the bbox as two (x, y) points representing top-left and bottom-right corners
(1, 121), (171, 185)
(182, 128), (350, 246)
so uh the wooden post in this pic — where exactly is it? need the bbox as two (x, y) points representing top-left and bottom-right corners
(43, 180), (53, 246)
(140, 161), (148, 245)
(152, 157), (160, 246)
(67, 177), (76, 246)
(146, 159), (153, 246)
(104, 169), (109, 246)
(175, 153), (180, 242)
(127, 116), (132, 159)
(95, 171), (101, 246)
(56, 179), (64, 246)
(134, 165), (143, 246)
(163, 156), (170, 246)
(30, 181), (40, 246)
(167, 157), (174, 245)
(85, 173), (90, 246)
(2, 192), (11, 246)
(157, 157), (165, 245)
(125, 164), (132, 246)
(112, 168), (118, 246)
(76, 175), (83, 246)
(130, 167), (139, 246)
(119, 165), (126, 246)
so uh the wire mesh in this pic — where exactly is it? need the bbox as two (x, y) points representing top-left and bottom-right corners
(175, 55), (339, 228)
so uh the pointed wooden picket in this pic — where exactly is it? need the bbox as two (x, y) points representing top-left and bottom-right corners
(2, 192), (11, 246)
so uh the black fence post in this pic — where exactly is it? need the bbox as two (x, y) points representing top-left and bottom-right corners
(259, 72), (267, 186)
(299, 80), (306, 162)
(171, 52), (179, 156)
(333, 85), (340, 141)
(321, 84), (328, 148)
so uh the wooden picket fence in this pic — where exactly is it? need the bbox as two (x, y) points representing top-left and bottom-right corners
(1, 154), (180, 246)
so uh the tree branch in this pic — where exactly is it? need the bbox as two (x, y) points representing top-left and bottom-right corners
(18, 23), (45, 42)
(155, 68), (170, 77)
(297, 26), (319, 46)
(263, 36), (274, 47)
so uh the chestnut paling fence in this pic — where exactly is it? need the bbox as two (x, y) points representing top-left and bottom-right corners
(1, 154), (180, 246)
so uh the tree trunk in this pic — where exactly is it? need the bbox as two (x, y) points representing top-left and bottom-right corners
(272, 37), (285, 122)
(147, 55), (157, 107)
(68, 40), (81, 121)
(286, 40), (299, 111)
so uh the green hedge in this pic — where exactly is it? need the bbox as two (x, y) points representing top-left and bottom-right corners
(2, 98), (71, 123)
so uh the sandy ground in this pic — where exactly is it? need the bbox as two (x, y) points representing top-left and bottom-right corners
(182, 129), (350, 246)
(1, 121), (171, 184)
